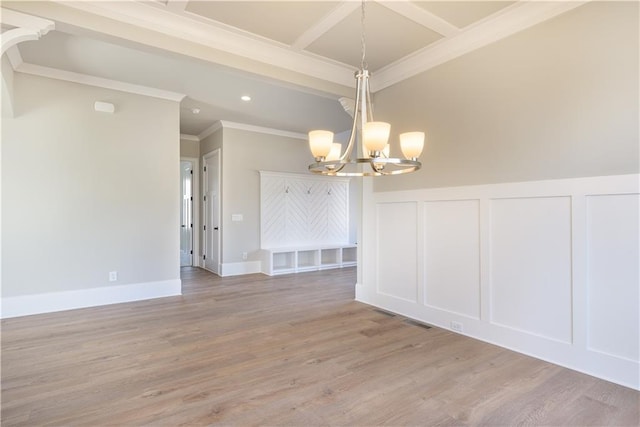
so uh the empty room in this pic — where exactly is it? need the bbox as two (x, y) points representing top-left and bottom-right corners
(1, 1), (638, 425)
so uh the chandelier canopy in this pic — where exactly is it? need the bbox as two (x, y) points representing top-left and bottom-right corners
(308, 0), (425, 177)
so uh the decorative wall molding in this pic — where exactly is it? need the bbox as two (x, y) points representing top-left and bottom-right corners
(15, 62), (186, 102)
(1, 279), (182, 319)
(358, 174), (639, 390)
(260, 171), (350, 249)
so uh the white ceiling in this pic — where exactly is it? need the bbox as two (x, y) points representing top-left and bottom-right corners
(2, 1), (587, 137)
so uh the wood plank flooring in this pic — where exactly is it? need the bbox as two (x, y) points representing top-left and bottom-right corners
(2, 267), (638, 426)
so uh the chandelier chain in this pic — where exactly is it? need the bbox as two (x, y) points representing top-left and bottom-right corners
(360, 0), (367, 70)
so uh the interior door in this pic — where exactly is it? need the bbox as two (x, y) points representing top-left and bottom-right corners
(180, 161), (193, 266)
(203, 150), (220, 274)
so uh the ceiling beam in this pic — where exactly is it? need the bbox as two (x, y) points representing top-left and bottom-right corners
(377, 1), (460, 38)
(291, 1), (360, 50)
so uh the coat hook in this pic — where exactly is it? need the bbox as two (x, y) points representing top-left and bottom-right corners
(328, 189), (332, 195)
(285, 186), (289, 193)
(307, 188), (311, 194)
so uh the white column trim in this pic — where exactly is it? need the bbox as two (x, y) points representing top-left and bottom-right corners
(0, 8), (54, 56)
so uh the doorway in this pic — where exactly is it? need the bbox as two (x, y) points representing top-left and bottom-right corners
(180, 160), (194, 267)
(180, 157), (199, 267)
(203, 149), (220, 275)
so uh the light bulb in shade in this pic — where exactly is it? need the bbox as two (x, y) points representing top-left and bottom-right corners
(399, 131), (425, 160)
(308, 130), (333, 160)
(363, 121), (390, 154)
(326, 143), (342, 161)
(325, 143), (342, 170)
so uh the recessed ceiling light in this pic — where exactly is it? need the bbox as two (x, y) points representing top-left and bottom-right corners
(191, 108), (200, 114)
(241, 95), (251, 102)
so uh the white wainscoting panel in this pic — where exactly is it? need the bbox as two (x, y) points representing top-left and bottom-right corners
(490, 196), (573, 343)
(357, 174), (639, 389)
(586, 194), (640, 361)
(424, 200), (480, 319)
(376, 202), (418, 303)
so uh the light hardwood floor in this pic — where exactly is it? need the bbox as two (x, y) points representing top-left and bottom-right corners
(2, 267), (638, 426)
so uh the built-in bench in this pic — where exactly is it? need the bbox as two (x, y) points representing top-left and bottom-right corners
(260, 244), (357, 276)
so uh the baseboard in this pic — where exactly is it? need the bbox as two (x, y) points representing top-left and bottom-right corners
(220, 261), (262, 277)
(1, 279), (182, 319)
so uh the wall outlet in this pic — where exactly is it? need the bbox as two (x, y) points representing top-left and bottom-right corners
(109, 271), (118, 282)
(242, 252), (248, 260)
(450, 321), (463, 332)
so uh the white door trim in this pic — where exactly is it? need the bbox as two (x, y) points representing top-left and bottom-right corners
(202, 149), (221, 274)
(181, 156), (199, 267)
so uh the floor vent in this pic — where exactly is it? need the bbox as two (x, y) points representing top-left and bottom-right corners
(403, 319), (432, 330)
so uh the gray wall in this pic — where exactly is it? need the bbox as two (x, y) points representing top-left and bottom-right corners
(373, 2), (639, 192)
(2, 73), (180, 297)
(180, 137), (200, 158)
(200, 128), (223, 156)
(221, 127), (312, 263)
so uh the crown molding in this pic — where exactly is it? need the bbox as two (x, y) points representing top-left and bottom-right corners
(198, 120), (307, 141)
(15, 62), (186, 102)
(180, 134), (200, 142)
(198, 121), (223, 141)
(371, 1), (589, 92)
(220, 121), (307, 140)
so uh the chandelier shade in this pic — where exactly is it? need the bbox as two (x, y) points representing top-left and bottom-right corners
(399, 132), (425, 160)
(307, 0), (424, 177)
(363, 121), (391, 153)
(308, 130), (334, 160)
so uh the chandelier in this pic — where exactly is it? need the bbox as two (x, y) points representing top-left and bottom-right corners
(308, 0), (424, 177)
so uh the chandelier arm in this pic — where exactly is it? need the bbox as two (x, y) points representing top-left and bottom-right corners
(340, 72), (363, 162)
(359, 71), (368, 156)
(364, 72), (374, 122)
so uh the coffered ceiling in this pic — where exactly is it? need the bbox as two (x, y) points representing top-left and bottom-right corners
(1, 1), (587, 136)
